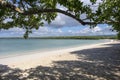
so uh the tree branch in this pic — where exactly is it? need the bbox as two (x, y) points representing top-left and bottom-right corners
(0, 0), (118, 26)
(0, 0), (23, 13)
(22, 8), (86, 25)
(23, 8), (109, 25)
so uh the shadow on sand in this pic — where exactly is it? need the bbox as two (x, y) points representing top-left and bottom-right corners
(0, 43), (120, 80)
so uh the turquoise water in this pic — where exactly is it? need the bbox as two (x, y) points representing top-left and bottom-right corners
(0, 39), (107, 58)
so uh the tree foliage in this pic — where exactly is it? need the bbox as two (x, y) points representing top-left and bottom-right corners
(0, 0), (120, 39)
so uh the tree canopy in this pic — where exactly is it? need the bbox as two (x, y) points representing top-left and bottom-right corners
(0, 0), (120, 38)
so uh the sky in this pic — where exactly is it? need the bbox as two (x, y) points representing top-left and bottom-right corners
(0, 0), (117, 37)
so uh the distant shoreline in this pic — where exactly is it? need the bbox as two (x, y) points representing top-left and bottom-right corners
(0, 35), (117, 39)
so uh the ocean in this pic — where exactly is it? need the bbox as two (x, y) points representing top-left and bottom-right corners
(0, 39), (107, 58)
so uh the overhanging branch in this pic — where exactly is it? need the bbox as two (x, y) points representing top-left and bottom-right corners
(23, 9), (108, 25)
(0, 0), (118, 26)
(22, 9), (86, 25)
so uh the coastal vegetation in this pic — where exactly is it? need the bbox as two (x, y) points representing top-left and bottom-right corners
(0, 35), (117, 40)
(36, 36), (117, 40)
(0, 0), (120, 39)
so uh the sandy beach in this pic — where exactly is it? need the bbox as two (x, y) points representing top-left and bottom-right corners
(0, 40), (120, 80)
(0, 40), (116, 69)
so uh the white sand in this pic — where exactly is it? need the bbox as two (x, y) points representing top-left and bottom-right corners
(0, 40), (119, 70)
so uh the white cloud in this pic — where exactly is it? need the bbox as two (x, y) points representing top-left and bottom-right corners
(92, 26), (101, 32)
(81, 0), (102, 5)
(4, 28), (24, 32)
(65, 26), (117, 36)
(0, 25), (117, 37)
(46, 13), (80, 28)
(57, 29), (62, 33)
(68, 30), (72, 33)
(50, 14), (66, 27)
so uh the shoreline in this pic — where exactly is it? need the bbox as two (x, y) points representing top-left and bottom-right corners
(0, 39), (109, 59)
(0, 40), (119, 69)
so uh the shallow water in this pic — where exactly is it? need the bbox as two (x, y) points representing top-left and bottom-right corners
(0, 39), (107, 58)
